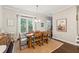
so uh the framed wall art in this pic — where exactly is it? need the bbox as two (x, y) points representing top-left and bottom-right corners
(56, 18), (67, 32)
(41, 23), (44, 27)
(7, 19), (14, 26)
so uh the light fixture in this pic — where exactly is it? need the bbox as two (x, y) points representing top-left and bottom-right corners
(35, 5), (41, 23)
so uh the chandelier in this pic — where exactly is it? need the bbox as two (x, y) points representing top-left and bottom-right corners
(35, 5), (41, 23)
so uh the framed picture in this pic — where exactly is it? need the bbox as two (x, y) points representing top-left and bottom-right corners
(56, 18), (67, 32)
(41, 23), (44, 27)
(7, 19), (14, 26)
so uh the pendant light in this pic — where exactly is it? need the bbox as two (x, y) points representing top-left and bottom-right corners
(35, 5), (40, 23)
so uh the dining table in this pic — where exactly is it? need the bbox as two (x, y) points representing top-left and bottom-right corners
(27, 33), (34, 48)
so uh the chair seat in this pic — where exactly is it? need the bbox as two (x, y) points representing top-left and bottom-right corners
(34, 39), (40, 41)
(43, 37), (48, 39)
(21, 38), (27, 41)
(20, 38), (27, 46)
(21, 41), (27, 46)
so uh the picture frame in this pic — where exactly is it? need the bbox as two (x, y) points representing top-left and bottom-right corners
(56, 18), (67, 32)
(7, 19), (14, 26)
(41, 23), (44, 27)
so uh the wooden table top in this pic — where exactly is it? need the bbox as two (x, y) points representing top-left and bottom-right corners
(0, 36), (3, 39)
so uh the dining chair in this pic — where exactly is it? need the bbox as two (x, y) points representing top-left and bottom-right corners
(18, 33), (28, 50)
(42, 32), (49, 44)
(34, 32), (40, 46)
(38, 32), (43, 45)
(34, 31), (43, 46)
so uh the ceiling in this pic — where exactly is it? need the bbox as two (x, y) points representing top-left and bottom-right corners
(9, 5), (73, 16)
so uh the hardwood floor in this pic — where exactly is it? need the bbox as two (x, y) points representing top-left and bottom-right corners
(15, 39), (63, 53)
(53, 40), (79, 53)
(6, 39), (79, 53)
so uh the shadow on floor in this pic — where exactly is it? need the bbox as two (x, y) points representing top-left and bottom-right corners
(6, 42), (13, 53)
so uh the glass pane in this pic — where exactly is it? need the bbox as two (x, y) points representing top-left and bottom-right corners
(21, 18), (26, 33)
(28, 19), (33, 32)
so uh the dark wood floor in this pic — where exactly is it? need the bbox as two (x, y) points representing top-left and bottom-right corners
(52, 40), (79, 53)
(6, 39), (79, 53)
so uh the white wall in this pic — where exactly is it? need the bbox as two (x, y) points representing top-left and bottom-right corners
(77, 7), (79, 35)
(35, 20), (48, 31)
(53, 6), (77, 45)
(2, 6), (49, 39)
(3, 7), (17, 34)
(0, 6), (3, 31)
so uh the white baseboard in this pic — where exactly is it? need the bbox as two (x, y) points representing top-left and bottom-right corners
(52, 37), (79, 46)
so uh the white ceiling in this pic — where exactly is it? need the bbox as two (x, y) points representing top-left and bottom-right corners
(9, 5), (73, 16)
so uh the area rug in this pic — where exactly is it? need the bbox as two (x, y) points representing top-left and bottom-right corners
(15, 39), (63, 53)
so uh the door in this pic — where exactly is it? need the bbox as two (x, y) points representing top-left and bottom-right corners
(20, 18), (27, 33)
(18, 15), (34, 33)
(28, 19), (33, 32)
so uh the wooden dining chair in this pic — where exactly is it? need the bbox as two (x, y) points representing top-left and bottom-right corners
(38, 32), (43, 45)
(42, 32), (49, 44)
(34, 31), (42, 46)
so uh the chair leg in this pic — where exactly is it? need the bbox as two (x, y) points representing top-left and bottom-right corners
(39, 41), (42, 46)
(32, 42), (35, 49)
(46, 39), (48, 44)
(19, 44), (21, 50)
(32, 45), (35, 49)
(19, 40), (22, 50)
(36, 41), (41, 46)
(40, 40), (44, 46)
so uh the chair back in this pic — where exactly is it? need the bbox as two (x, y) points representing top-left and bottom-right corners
(19, 33), (27, 39)
(43, 32), (48, 36)
(42, 32), (48, 39)
(18, 33), (28, 50)
(34, 32), (42, 41)
(34, 32), (39, 38)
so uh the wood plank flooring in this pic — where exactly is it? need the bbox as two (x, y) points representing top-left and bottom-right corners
(7, 39), (79, 53)
(53, 40), (79, 53)
(15, 39), (63, 53)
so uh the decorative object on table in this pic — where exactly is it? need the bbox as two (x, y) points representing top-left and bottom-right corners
(56, 18), (67, 32)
